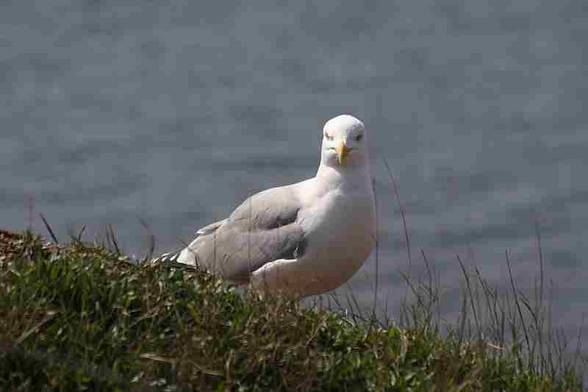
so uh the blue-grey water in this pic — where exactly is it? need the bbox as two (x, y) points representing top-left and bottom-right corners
(1, 0), (587, 358)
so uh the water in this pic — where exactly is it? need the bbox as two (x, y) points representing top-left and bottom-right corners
(1, 0), (587, 351)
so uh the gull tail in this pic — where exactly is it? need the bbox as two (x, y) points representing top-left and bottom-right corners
(150, 249), (199, 271)
(150, 249), (181, 264)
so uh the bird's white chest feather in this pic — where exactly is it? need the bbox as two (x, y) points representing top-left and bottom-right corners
(300, 190), (371, 235)
(298, 187), (375, 272)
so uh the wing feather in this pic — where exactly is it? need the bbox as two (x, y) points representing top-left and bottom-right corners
(183, 185), (305, 283)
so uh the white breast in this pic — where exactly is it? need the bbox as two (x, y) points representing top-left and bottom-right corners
(294, 186), (376, 295)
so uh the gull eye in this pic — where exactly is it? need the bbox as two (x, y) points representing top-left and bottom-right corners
(325, 133), (334, 141)
(355, 133), (363, 142)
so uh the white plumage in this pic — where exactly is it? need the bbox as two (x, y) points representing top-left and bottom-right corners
(156, 114), (376, 298)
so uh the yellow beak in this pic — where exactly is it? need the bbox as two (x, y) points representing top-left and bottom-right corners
(336, 141), (351, 166)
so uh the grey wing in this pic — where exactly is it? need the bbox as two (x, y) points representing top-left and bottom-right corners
(182, 185), (306, 284)
(196, 219), (227, 235)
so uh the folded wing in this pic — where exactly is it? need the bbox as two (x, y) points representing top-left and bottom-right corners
(179, 185), (305, 284)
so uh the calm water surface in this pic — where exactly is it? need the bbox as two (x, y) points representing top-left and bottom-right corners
(1, 0), (587, 346)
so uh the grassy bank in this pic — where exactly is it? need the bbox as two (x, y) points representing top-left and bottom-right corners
(0, 229), (583, 391)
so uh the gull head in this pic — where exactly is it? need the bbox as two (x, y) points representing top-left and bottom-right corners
(320, 114), (369, 169)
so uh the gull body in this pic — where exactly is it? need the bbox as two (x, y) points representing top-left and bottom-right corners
(161, 114), (376, 298)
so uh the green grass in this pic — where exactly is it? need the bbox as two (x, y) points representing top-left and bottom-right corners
(0, 229), (583, 391)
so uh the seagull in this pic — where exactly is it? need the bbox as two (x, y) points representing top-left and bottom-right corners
(154, 114), (376, 298)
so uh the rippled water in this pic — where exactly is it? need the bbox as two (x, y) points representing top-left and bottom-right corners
(1, 0), (587, 345)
